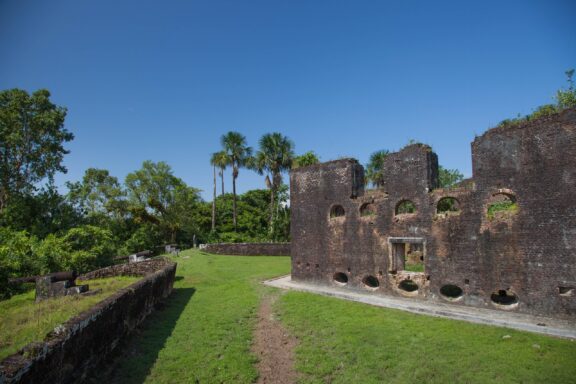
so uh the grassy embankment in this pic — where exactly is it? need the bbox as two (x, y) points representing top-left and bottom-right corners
(0, 276), (140, 360)
(108, 249), (576, 384)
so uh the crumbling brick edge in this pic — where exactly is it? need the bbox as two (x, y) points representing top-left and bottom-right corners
(203, 242), (290, 256)
(0, 257), (177, 384)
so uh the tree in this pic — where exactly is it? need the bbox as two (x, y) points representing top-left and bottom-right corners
(556, 69), (576, 110)
(220, 132), (252, 231)
(0, 89), (73, 212)
(209, 152), (228, 231)
(365, 150), (389, 187)
(251, 133), (294, 228)
(0, 183), (82, 238)
(211, 150), (228, 195)
(125, 161), (202, 243)
(292, 151), (320, 168)
(438, 166), (464, 188)
(67, 168), (125, 219)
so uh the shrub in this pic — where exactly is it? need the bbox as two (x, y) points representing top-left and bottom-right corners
(35, 234), (71, 273)
(120, 224), (163, 255)
(62, 225), (115, 272)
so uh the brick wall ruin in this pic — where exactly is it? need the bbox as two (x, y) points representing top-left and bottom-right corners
(204, 242), (290, 256)
(0, 258), (177, 384)
(290, 109), (576, 319)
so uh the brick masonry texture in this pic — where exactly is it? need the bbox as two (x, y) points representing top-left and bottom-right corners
(290, 109), (576, 319)
(204, 242), (290, 256)
(0, 258), (177, 384)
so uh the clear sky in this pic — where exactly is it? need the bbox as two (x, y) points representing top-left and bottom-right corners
(1, 0), (575, 200)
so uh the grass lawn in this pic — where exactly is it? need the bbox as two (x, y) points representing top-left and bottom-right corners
(107, 250), (290, 383)
(105, 249), (576, 383)
(0, 276), (140, 360)
(278, 293), (576, 384)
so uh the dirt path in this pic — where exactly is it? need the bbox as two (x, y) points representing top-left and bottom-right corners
(252, 294), (298, 384)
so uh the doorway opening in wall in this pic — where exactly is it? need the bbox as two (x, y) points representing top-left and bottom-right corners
(388, 238), (425, 273)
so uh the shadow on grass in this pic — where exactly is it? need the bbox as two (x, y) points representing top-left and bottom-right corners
(92, 287), (196, 384)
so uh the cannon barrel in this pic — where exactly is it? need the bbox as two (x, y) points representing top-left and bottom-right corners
(8, 275), (37, 284)
(8, 270), (78, 285)
(49, 271), (78, 282)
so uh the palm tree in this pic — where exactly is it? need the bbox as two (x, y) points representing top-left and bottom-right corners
(221, 132), (252, 231)
(292, 151), (320, 168)
(252, 133), (294, 227)
(209, 151), (228, 232)
(211, 151), (228, 195)
(365, 149), (389, 188)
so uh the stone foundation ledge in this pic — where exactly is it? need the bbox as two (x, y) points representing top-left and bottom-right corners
(202, 242), (290, 256)
(0, 258), (177, 384)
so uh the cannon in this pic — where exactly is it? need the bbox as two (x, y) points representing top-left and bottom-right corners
(8, 270), (88, 303)
(9, 271), (78, 285)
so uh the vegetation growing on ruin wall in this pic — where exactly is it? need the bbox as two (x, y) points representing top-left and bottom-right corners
(0, 276), (139, 360)
(498, 69), (576, 128)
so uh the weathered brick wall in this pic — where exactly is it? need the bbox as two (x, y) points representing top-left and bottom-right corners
(0, 258), (177, 384)
(204, 243), (290, 256)
(291, 109), (576, 319)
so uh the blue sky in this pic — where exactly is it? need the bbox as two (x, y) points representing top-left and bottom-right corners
(1, 0), (575, 200)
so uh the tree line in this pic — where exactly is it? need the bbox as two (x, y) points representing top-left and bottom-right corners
(0, 88), (323, 296)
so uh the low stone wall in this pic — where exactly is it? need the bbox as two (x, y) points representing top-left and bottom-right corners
(203, 242), (290, 256)
(0, 258), (177, 384)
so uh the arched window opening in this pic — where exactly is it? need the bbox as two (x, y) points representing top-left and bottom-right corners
(490, 289), (518, 306)
(333, 272), (348, 285)
(360, 203), (376, 217)
(396, 200), (416, 215)
(559, 286), (574, 297)
(362, 275), (380, 289)
(398, 279), (419, 292)
(487, 193), (518, 220)
(437, 197), (460, 215)
(330, 205), (345, 218)
(440, 284), (463, 300)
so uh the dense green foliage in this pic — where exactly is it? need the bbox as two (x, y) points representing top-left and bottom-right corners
(438, 166), (464, 188)
(250, 132), (294, 234)
(292, 151), (320, 168)
(220, 131), (253, 231)
(0, 89), (73, 212)
(365, 149), (390, 187)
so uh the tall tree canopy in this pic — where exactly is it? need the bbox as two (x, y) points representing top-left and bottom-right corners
(220, 132), (252, 231)
(365, 149), (389, 188)
(125, 161), (202, 243)
(292, 151), (320, 168)
(67, 168), (125, 218)
(251, 132), (294, 226)
(0, 89), (73, 212)
(211, 151), (228, 195)
(438, 166), (464, 188)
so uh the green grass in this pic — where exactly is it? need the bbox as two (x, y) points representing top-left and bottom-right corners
(105, 250), (576, 384)
(277, 292), (576, 384)
(403, 263), (424, 273)
(107, 250), (290, 384)
(0, 276), (140, 360)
